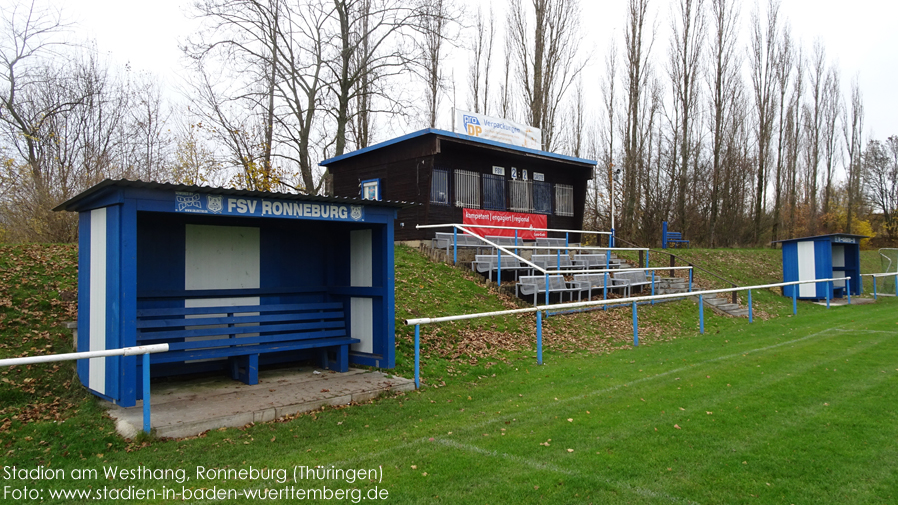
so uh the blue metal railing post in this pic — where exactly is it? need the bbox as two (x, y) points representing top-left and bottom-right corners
(748, 289), (753, 323)
(847, 277), (851, 305)
(646, 250), (650, 269)
(497, 248), (502, 288)
(699, 295), (704, 334)
(651, 270), (656, 305)
(688, 269), (693, 292)
(556, 250), (561, 269)
(453, 228), (458, 265)
(142, 352), (151, 433)
(792, 288), (797, 315)
(610, 228), (615, 248)
(632, 301), (638, 346)
(536, 311), (543, 365)
(514, 230), (519, 256)
(873, 276), (878, 300)
(826, 281), (831, 308)
(414, 325), (420, 389)
(565, 232), (569, 255)
(894, 273), (897, 296)
(604, 253), (610, 311)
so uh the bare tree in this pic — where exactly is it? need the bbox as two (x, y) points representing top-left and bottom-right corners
(748, 0), (780, 243)
(820, 65), (841, 220)
(508, 0), (586, 151)
(413, 0), (460, 128)
(467, 5), (494, 114)
(621, 0), (654, 239)
(499, 27), (513, 119)
(667, 0), (704, 232)
(803, 40), (826, 233)
(842, 77), (863, 233)
(770, 24), (792, 242)
(864, 137), (898, 240)
(706, 0), (740, 246)
(329, 0), (412, 157)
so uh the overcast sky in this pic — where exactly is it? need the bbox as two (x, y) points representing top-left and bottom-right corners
(68, 0), (898, 141)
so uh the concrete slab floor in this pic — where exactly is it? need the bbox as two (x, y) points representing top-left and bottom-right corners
(105, 367), (415, 440)
(811, 297), (877, 307)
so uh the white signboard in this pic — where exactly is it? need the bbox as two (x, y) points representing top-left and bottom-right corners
(455, 109), (542, 150)
(492, 166), (505, 176)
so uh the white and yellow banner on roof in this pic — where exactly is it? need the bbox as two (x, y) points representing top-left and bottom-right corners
(454, 109), (542, 150)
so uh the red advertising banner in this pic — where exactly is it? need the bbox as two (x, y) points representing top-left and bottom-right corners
(462, 208), (548, 239)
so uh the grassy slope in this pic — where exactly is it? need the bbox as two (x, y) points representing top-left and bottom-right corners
(1, 244), (896, 504)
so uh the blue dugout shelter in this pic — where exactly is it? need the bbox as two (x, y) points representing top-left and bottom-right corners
(54, 180), (407, 407)
(773, 233), (867, 300)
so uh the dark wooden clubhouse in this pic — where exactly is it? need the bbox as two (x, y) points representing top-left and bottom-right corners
(320, 128), (597, 242)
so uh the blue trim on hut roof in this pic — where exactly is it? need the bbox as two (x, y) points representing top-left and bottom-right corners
(319, 128), (597, 167)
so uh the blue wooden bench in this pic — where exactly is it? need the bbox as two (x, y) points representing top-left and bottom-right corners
(136, 302), (359, 385)
(662, 221), (689, 248)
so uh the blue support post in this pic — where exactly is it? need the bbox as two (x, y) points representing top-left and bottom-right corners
(497, 248), (502, 288)
(565, 232), (569, 255)
(414, 325), (420, 389)
(688, 269), (693, 292)
(646, 250), (650, 269)
(826, 282), (831, 308)
(699, 295), (704, 334)
(545, 273), (550, 306)
(894, 273), (897, 296)
(536, 311), (543, 365)
(847, 277), (851, 305)
(142, 352), (151, 434)
(748, 289), (753, 323)
(632, 301), (639, 346)
(603, 272), (608, 311)
(662, 221), (668, 249)
(873, 276), (878, 300)
(515, 230), (519, 256)
(453, 228), (458, 265)
(610, 228), (615, 248)
(556, 250), (561, 269)
(651, 270), (656, 305)
(792, 287), (797, 315)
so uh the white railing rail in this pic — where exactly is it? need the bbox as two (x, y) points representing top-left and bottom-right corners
(0, 343), (170, 434)
(405, 277), (853, 388)
(860, 272), (898, 299)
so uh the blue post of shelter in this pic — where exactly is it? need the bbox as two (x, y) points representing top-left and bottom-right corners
(536, 311), (543, 365)
(632, 302), (639, 346)
(698, 295), (704, 334)
(414, 325), (420, 389)
(748, 289), (753, 323)
(142, 353), (151, 434)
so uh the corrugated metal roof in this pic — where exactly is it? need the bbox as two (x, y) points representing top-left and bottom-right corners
(319, 128), (597, 167)
(53, 179), (416, 212)
(771, 233), (870, 244)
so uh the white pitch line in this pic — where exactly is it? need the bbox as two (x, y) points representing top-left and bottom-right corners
(324, 325), (854, 501)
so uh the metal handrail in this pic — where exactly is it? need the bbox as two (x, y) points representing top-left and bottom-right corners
(0, 344), (170, 433)
(612, 234), (741, 303)
(405, 276), (853, 388)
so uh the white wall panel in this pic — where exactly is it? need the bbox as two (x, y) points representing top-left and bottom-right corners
(89, 208), (107, 394)
(350, 229), (373, 352)
(797, 241), (816, 298)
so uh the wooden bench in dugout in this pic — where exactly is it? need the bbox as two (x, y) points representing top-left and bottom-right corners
(136, 301), (359, 385)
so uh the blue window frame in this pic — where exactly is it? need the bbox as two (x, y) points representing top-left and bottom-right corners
(361, 178), (381, 201)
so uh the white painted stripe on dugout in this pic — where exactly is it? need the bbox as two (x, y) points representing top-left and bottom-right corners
(89, 208), (107, 394)
(350, 229), (374, 353)
(797, 241), (816, 298)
